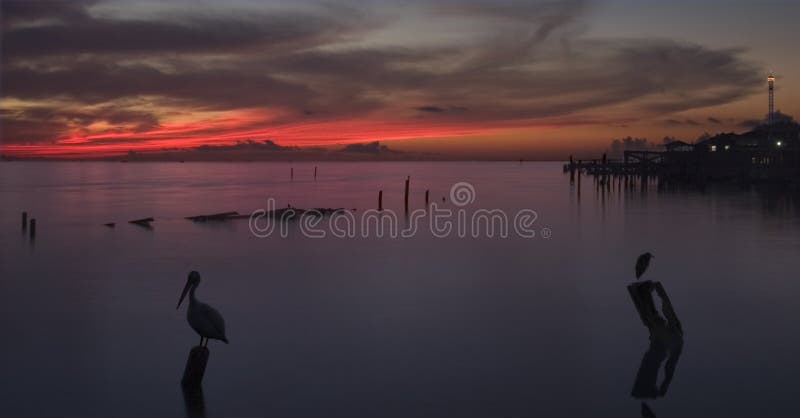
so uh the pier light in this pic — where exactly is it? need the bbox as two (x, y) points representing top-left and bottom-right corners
(710, 145), (717, 152)
(777, 141), (782, 147)
(724, 145), (730, 150)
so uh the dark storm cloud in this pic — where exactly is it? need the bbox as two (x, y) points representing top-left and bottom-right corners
(1, 0), (763, 145)
(2, 14), (358, 57)
(2, 63), (316, 110)
(738, 119), (761, 128)
(341, 141), (391, 154)
(416, 106), (446, 113)
(0, 0), (96, 25)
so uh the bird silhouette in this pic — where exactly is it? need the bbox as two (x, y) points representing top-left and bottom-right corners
(177, 271), (229, 346)
(635, 252), (654, 279)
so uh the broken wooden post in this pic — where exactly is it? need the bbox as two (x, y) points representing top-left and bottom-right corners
(181, 381), (206, 418)
(314, 166), (317, 181)
(378, 190), (383, 211)
(181, 345), (209, 388)
(627, 280), (683, 339)
(404, 176), (410, 212)
(425, 189), (429, 205)
(22, 211), (27, 230)
(29, 218), (36, 238)
(290, 167), (294, 181)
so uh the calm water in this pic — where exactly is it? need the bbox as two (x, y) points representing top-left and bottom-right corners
(1, 161), (799, 417)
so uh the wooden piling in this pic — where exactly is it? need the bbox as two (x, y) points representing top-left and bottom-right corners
(378, 190), (383, 211)
(29, 218), (36, 238)
(182, 382), (206, 418)
(290, 167), (294, 181)
(22, 211), (28, 230)
(404, 176), (410, 212)
(425, 189), (429, 205)
(181, 346), (209, 388)
(314, 166), (317, 181)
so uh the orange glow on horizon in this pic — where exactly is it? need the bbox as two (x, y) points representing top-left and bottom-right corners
(1, 106), (585, 158)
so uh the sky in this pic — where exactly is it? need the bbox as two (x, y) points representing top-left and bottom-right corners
(1, 0), (798, 159)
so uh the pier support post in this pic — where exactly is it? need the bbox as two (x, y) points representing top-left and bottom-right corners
(425, 190), (429, 206)
(182, 346), (209, 388)
(378, 190), (383, 211)
(29, 218), (36, 238)
(314, 166), (317, 181)
(404, 176), (410, 213)
(290, 167), (294, 181)
(22, 211), (28, 230)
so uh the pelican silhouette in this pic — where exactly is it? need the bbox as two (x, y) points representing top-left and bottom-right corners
(177, 271), (229, 346)
(635, 252), (654, 279)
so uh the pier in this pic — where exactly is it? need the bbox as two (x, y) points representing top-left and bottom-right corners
(565, 141), (800, 185)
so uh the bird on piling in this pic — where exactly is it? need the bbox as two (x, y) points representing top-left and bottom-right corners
(635, 252), (654, 279)
(177, 271), (229, 346)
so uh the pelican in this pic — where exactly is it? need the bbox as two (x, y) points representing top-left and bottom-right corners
(177, 271), (229, 346)
(635, 252), (654, 280)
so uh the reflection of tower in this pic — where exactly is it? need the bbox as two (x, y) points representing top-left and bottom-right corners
(768, 73), (775, 124)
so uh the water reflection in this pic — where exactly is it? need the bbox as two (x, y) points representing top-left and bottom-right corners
(628, 280), (684, 417)
(631, 336), (683, 400)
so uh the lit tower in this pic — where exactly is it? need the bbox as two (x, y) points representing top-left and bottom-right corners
(767, 72), (775, 124)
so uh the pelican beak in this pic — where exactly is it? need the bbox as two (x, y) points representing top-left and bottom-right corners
(177, 280), (191, 309)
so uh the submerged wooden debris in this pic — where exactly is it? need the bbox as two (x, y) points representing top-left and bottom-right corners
(129, 217), (154, 228)
(243, 207), (347, 220)
(186, 207), (348, 222)
(186, 211), (240, 222)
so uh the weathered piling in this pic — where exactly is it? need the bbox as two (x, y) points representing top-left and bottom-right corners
(181, 345), (209, 387)
(290, 167), (294, 181)
(22, 211), (28, 230)
(378, 190), (383, 211)
(425, 190), (429, 205)
(29, 218), (36, 238)
(314, 166), (317, 181)
(627, 280), (683, 339)
(404, 176), (410, 212)
(181, 382), (206, 418)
